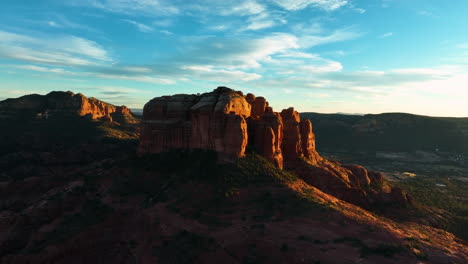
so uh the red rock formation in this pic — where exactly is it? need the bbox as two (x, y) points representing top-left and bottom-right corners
(248, 110), (284, 168)
(280, 107), (302, 165)
(300, 119), (321, 165)
(0, 91), (132, 122)
(250, 96), (268, 119)
(138, 87), (250, 161)
(139, 87), (410, 207)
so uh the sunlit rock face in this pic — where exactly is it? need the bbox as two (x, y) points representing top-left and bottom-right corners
(138, 87), (411, 207)
(139, 87), (321, 166)
(138, 87), (251, 162)
(138, 86), (333, 167)
(0, 91), (131, 121)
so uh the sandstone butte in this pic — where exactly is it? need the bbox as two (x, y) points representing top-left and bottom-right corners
(0, 91), (131, 122)
(138, 87), (411, 207)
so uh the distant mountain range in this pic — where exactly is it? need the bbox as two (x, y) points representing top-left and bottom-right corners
(302, 112), (468, 154)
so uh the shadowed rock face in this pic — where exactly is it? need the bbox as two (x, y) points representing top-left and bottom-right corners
(0, 91), (131, 121)
(139, 87), (411, 207)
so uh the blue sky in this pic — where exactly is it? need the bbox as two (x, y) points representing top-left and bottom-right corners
(1, 0), (468, 116)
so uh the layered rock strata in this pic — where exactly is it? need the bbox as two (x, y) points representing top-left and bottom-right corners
(138, 88), (250, 162)
(139, 87), (410, 206)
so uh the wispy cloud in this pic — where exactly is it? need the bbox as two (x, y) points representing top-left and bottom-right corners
(181, 65), (261, 82)
(219, 0), (265, 16)
(354, 8), (366, 14)
(95, 73), (175, 84)
(243, 13), (281, 31)
(0, 30), (111, 66)
(418, 10), (438, 18)
(152, 19), (173, 27)
(78, 0), (180, 16)
(176, 33), (299, 69)
(13, 65), (74, 74)
(298, 27), (363, 47)
(45, 15), (96, 31)
(380, 32), (393, 38)
(270, 0), (348, 11)
(122, 19), (154, 32)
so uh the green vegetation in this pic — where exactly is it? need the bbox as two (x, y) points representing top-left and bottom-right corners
(110, 150), (331, 227)
(394, 177), (468, 240)
(301, 112), (468, 242)
(0, 113), (139, 181)
(0, 114), (138, 154)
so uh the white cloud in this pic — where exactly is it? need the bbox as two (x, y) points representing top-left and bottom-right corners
(220, 0), (265, 16)
(59, 36), (111, 61)
(92, 86), (150, 94)
(300, 60), (343, 73)
(14, 65), (72, 74)
(354, 8), (366, 14)
(80, 0), (180, 16)
(181, 65), (261, 82)
(277, 51), (319, 59)
(418, 10), (438, 18)
(114, 66), (151, 73)
(299, 27), (363, 47)
(95, 74), (175, 84)
(44, 16), (98, 32)
(271, 0), (348, 11)
(380, 32), (393, 38)
(152, 19), (173, 27)
(244, 14), (276, 31)
(180, 33), (299, 69)
(1, 46), (95, 66)
(248, 65), (468, 116)
(122, 19), (154, 33)
(210, 25), (229, 31)
(0, 31), (36, 43)
(159, 30), (173, 35)
(292, 22), (323, 35)
(48, 21), (61, 28)
(0, 30), (111, 66)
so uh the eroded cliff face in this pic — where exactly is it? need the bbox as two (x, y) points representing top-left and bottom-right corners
(139, 87), (410, 207)
(139, 87), (325, 168)
(0, 91), (132, 122)
(138, 88), (250, 162)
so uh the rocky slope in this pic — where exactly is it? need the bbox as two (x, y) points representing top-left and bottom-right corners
(0, 91), (132, 122)
(139, 87), (410, 208)
(1, 90), (467, 263)
(1, 150), (467, 264)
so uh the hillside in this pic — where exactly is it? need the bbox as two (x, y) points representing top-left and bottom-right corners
(0, 91), (467, 263)
(301, 112), (468, 242)
(301, 112), (468, 154)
